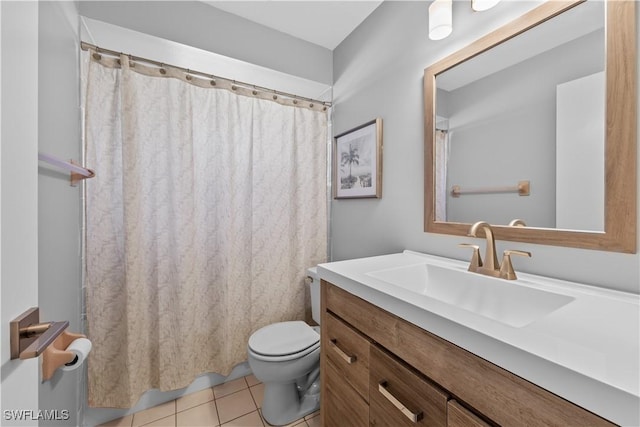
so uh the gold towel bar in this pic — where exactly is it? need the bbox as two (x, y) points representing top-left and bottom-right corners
(451, 180), (530, 198)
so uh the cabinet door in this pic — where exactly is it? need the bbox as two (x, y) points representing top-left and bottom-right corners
(447, 400), (491, 427)
(370, 345), (448, 427)
(324, 358), (369, 427)
(324, 312), (370, 402)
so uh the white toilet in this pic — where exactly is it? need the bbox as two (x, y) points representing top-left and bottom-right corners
(247, 267), (321, 426)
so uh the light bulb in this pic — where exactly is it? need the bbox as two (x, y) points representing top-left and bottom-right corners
(429, 0), (453, 41)
(472, 0), (501, 12)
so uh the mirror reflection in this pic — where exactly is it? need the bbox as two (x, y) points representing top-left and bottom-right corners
(434, 1), (604, 231)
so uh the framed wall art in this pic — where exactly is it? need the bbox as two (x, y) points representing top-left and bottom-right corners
(333, 118), (383, 199)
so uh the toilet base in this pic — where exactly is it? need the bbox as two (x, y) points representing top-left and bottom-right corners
(261, 380), (320, 426)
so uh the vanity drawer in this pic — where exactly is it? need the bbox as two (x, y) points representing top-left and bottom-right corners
(324, 358), (369, 427)
(323, 312), (370, 402)
(369, 344), (448, 427)
(447, 400), (491, 427)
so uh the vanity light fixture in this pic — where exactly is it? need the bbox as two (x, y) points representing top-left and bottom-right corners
(429, 0), (453, 40)
(429, 0), (500, 41)
(471, 0), (501, 12)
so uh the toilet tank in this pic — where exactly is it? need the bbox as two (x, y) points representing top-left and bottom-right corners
(307, 267), (321, 325)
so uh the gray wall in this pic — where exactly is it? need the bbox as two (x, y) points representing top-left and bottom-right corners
(331, 1), (640, 293)
(78, 1), (332, 85)
(38, 1), (83, 425)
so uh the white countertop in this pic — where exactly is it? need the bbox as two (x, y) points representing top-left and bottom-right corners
(317, 250), (640, 426)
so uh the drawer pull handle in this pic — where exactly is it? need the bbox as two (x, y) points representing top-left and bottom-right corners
(329, 339), (356, 364)
(378, 381), (423, 423)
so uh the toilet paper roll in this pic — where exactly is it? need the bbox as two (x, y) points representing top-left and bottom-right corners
(61, 338), (92, 371)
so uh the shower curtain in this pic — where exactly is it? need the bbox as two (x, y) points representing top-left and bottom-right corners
(434, 129), (449, 221)
(84, 53), (328, 408)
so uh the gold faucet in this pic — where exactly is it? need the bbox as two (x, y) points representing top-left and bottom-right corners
(468, 221), (500, 277)
(460, 221), (531, 280)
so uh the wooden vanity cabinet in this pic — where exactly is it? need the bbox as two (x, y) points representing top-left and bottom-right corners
(320, 280), (616, 427)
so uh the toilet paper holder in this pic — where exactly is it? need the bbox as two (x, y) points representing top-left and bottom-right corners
(10, 307), (86, 380)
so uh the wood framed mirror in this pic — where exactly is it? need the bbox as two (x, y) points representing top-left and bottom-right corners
(424, 0), (636, 253)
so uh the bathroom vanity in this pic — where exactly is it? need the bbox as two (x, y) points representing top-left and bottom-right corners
(318, 251), (639, 426)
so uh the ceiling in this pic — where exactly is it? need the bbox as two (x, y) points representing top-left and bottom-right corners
(202, 1), (383, 50)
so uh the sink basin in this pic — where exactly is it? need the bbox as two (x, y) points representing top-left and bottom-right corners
(366, 263), (574, 327)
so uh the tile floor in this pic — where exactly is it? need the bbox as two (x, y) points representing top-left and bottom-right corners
(97, 374), (320, 427)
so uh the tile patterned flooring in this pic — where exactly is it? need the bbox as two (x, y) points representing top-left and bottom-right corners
(97, 374), (320, 427)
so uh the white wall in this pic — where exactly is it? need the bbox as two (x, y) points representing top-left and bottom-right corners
(1, 1), (40, 425)
(78, 1), (332, 86)
(1, 3), (85, 425)
(79, 17), (331, 103)
(331, 1), (640, 294)
(556, 72), (605, 231)
(37, 2), (83, 425)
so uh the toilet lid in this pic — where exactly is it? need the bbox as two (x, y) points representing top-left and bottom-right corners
(248, 321), (320, 357)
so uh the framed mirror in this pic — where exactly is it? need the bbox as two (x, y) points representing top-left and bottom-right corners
(424, 0), (636, 253)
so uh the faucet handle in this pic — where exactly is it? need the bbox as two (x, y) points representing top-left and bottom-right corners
(458, 243), (483, 272)
(499, 250), (531, 280)
(509, 219), (527, 227)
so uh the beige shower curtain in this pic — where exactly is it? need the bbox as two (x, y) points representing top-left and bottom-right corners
(84, 53), (327, 408)
(435, 129), (449, 221)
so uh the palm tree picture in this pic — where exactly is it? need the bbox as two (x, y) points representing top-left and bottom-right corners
(334, 118), (382, 199)
(340, 144), (359, 189)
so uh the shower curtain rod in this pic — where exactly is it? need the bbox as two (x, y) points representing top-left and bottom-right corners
(80, 41), (332, 108)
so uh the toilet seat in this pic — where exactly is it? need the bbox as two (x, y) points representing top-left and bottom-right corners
(249, 321), (320, 362)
